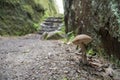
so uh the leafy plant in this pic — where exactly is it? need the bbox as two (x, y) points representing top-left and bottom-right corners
(87, 48), (95, 56)
(33, 23), (40, 31)
(62, 77), (68, 80)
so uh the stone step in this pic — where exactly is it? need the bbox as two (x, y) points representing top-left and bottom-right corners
(39, 17), (63, 34)
(44, 17), (63, 23)
(44, 20), (62, 23)
(47, 17), (63, 19)
(42, 22), (53, 26)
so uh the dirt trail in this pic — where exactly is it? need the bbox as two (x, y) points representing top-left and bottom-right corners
(0, 34), (78, 80)
(0, 34), (120, 80)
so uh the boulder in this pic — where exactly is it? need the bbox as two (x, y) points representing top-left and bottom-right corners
(41, 32), (48, 40)
(41, 31), (64, 40)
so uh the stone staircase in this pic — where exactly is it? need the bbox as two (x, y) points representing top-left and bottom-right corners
(39, 17), (63, 34)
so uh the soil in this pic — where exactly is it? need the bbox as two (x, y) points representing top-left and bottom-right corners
(0, 34), (120, 80)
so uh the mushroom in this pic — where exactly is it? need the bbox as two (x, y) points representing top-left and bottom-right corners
(72, 34), (92, 64)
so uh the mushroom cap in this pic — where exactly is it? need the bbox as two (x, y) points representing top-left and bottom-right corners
(72, 34), (92, 45)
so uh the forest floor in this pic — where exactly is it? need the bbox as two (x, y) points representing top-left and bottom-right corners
(0, 34), (120, 80)
(0, 17), (120, 80)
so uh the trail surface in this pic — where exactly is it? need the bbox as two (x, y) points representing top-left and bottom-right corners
(0, 34), (78, 80)
(0, 34), (120, 80)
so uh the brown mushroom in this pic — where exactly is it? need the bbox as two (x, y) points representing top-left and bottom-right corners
(72, 34), (92, 64)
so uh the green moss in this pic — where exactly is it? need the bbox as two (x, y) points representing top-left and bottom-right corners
(36, 0), (58, 16)
(22, 5), (34, 14)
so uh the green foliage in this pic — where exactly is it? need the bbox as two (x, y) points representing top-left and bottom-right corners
(35, 0), (58, 16)
(33, 23), (40, 31)
(0, 0), (58, 36)
(61, 31), (75, 43)
(66, 31), (75, 42)
(62, 77), (68, 80)
(87, 48), (95, 56)
(22, 5), (34, 14)
(59, 24), (65, 34)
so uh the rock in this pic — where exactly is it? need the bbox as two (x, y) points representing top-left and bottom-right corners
(113, 69), (120, 80)
(39, 17), (63, 34)
(43, 22), (53, 26)
(65, 48), (71, 52)
(41, 32), (48, 40)
(75, 52), (82, 56)
(48, 52), (54, 59)
(45, 31), (64, 40)
(64, 71), (69, 74)
(89, 62), (102, 68)
(105, 65), (114, 77)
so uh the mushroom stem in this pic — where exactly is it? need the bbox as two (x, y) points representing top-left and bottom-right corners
(79, 43), (87, 64)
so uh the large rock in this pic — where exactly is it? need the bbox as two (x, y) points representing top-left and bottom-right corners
(41, 32), (48, 40)
(41, 31), (64, 40)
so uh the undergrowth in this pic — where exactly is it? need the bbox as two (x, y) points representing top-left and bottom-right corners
(0, 0), (58, 36)
(61, 25), (120, 67)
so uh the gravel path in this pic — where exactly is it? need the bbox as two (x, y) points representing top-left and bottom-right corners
(0, 34), (77, 80)
(0, 34), (119, 80)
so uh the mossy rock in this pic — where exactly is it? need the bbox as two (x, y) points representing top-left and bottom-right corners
(42, 31), (64, 40)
